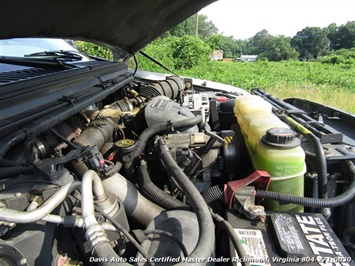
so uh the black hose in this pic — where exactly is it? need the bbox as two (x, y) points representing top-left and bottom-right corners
(293, 119), (328, 199)
(105, 161), (122, 177)
(0, 158), (19, 167)
(126, 115), (202, 162)
(256, 187), (354, 208)
(94, 206), (154, 266)
(256, 160), (355, 208)
(123, 115), (202, 175)
(0, 166), (33, 178)
(143, 229), (189, 257)
(136, 160), (187, 210)
(0, 130), (27, 161)
(92, 242), (129, 266)
(211, 211), (251, 266)
(49, 128), (79, 150)
(277, 115), (328, 199)
(257, 181), (353, 208)
(158, 139), (215, 260)
(201, 185), (224, 204)
(72, 118), (117, 176)
(276, 114), (330, 216)
(73, 118), (116, 149)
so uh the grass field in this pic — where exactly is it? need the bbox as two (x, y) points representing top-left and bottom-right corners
(173, 61), (355, 114)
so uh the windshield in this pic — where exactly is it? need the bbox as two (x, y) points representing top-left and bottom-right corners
(0, 38), (78, 57)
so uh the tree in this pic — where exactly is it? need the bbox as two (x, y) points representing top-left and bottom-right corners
(169, 35), (211, 69)
(206, 34), (224, 50)
(291, 27), (329, 60)
(259, 36), (299, 61)
(248, 29), (273, 54)
(327, 23), (338, 50)
(164, 14), (218, 40)
(220, 36), (242, 59)
(333, 21), (355, 50)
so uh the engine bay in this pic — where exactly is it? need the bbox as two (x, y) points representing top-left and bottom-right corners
(0, 65), (354, 265)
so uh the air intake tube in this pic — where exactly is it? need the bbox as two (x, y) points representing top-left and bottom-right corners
(110, 76), (184, 112)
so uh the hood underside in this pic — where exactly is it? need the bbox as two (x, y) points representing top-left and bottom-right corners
(1, 0), (216, 57)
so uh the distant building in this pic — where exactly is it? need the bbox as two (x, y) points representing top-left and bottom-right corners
(222, 58), (233, 62)
(237, 55), (258, 62)
(211, 50), (223, 61)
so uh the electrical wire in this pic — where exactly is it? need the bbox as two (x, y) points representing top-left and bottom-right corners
(49, 128), (79, 149)
(94, 205), (154, 266)
(211, 210), (251, 266)
(142, 229), (189, 257)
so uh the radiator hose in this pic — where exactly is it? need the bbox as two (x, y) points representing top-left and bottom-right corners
(158, 138), (215, 262)
(136, 159), (187, 210)
(256, 160), (355, 208)
(201, 161), (355, 208)
(123, 115), (202, 176)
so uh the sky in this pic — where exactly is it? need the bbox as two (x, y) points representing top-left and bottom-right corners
(200, 0), (355, 40)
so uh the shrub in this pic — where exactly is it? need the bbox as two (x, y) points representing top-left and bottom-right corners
(317, 48), (355, 65)
(170, 35), (211, 69)
(132, 36), (211, 71)
(75, 41), (113, 61)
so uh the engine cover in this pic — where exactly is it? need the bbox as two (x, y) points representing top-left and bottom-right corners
(144, 96), (199, 134)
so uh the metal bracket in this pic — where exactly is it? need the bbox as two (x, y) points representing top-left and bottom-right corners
(224, 170), (271, 221)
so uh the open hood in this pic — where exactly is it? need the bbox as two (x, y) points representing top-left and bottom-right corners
(1, 0), (216, 57)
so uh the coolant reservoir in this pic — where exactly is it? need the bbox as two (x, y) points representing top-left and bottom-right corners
(253, 128), (305, 212)
(234, 95), (272, 129)
(247, 115), (289, 152)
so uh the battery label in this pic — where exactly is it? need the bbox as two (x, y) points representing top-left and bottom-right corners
(235, 229), (270, 266)
(270, 213), (354, 265)
(271, 213), (308, 256)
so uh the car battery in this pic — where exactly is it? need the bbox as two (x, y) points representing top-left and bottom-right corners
(225, 210), (354, 266)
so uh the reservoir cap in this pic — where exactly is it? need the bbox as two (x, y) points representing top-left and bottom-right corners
(261, 127), (300, 148)
(116, 139), (137, 153)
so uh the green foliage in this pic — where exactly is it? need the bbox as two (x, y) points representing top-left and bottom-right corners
(132, 36), (211, 71)
(330, 21), (355, 50)
(170, 35), (211, 69)
(174, 61), (355, 113)
(291, 27), (329, 60)
(220, 36), (243, 59)
(159, 14), (355, 61)
(75, 41), (113, 60)
(327, 22), (339, 50)
(206, 34), (224, 50)
(317, 48), (355, 64)
(248, 30), (273, 55)
(163, 14), (218, 40)
(259, 36), (299, 61)
(132, 37), (175, 72)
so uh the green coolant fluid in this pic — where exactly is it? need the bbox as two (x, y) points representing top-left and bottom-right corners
(233, 95), (272, 129)
(254, 128), (306, 212)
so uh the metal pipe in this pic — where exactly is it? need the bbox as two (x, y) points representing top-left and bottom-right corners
(81, 170), (107, 227)
(41, 214), (117, 232)
(102, 172), (164, 226)
(0, 76), (133, 163)
(0, 181), (81, 223)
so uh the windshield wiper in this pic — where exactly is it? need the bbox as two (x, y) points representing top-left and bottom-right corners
(0, 56), (77, 69)
(25, 50), (84, 62)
